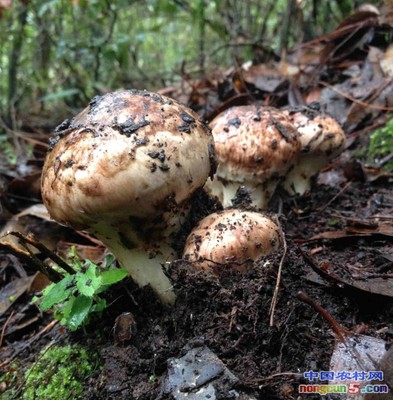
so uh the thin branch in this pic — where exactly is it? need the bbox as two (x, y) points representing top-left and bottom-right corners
(269, 223), (287, 327)
(316, 181), (352, 213)
(0, 241), (61, 282)
(296, 291), (348, 341)
(9, 232), (76, 275)
(295, 290), (368, 371)
(318, 80), (393, 111)
(0, 310), (15, 350)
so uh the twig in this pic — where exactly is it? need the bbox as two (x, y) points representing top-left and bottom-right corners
(295, 16), (377, 49)
(269, 224), (287, 327)
(347, 115), (390, 140)
(295, 291), (368, 371)
(0, 310), (15, 350)
(0, 320), (58, 370)
(9, 232), (75, 275)
(378, 151), (393, 167)
(0, 117), (49, 147)
(318, 80), (393, 111)
(316, 181), (352, 212)
(0, 241), (60, 282)
(296, 291), (348, 342)
(298, 246), (340, 284)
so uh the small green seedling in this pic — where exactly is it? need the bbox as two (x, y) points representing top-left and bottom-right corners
(33, 248), (128, 331)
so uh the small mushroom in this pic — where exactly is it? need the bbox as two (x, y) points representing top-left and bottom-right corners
(183, 209), (283, 272)
(281, 105), (346, 195)
(205, 105), (300, 209)
(41, 90), (216, 305)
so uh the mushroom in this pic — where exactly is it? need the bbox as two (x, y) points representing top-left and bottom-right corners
(205, 105), (300, 209)
(41, 90), (216, 305)
(183, 209), (283, 273)
(281, 104), (346, 195)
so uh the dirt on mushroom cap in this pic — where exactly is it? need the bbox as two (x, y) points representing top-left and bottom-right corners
(282, 106), (346, 157)
(210, 105), (301, 182)
(41, 90), (216, 229)
(183, 209), (283, 272)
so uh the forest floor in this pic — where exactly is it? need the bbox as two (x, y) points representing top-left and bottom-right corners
(1, 8), (393, 400)
(83, 179), (393, 400)
(1, 178), (392, 399)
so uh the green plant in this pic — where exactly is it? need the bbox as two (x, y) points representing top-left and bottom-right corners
(0, 0), (369, 121)
(368, 118), (393, 168)
(0, 136), (18, 165)
(0, 361), (20, 399)
(0, 134), (34, 165)
(22, 344), (99, 400)
(33, 248), (128, 331)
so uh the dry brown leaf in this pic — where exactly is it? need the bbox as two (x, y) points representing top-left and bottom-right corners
(299, 220), (393, 242)
(0, 274), (37, 317)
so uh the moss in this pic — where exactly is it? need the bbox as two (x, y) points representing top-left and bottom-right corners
(20, 344), (100, 400)
(368, 118), (393, 169)
(0, 361), (20, 399)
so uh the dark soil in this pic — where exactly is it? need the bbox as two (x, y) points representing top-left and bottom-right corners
(1, 175), (392, 400)
(77, 181), (393, 399)
(87, 179), (393, 399)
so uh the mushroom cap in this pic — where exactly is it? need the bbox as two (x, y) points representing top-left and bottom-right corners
(41, 90), (216, 229)
(183, 210), (283, 272)
(209, 105), (301, 184)
(282, 106), (345, 158)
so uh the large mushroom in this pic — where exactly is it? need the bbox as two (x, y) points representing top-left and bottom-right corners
(41, 90), (216, 305)
(281, 105), (346, 195)
(183, 209), (283, 273)
(205, 105), (300, 209)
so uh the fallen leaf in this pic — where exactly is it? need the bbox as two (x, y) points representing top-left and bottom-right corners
(0, 274), (37, 317)
(329, 335), (387, 400)
(298, 220), (393, 242)
(301, 247), (393, 297)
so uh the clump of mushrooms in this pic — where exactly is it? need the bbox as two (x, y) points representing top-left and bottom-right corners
(183, 209), (283, 273)
(281, 105), (346, 196)
(205, 105), (301, 209)
(41, 90), (216, 305)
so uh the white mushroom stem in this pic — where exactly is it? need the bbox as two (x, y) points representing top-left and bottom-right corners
(205, 178), (238, 207)
(282, 154), (331, 195)
(92, 221), (176, 305)
(205, 178), (277, 209)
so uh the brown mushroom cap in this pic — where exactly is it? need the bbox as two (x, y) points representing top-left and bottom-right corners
(282, 106), (345, 157)
(206, 105), (300, 208)
(281, 105), (346, 195)
(41, 90), (217, 305)
(42, 90), (215, 230)
(183, 209), (283, 272)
